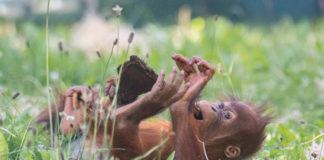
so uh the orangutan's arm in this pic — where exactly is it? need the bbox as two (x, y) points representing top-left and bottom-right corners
(170, 55), (215, 160)
(170, 101), (206, 160)
(111, 68), (189, 159)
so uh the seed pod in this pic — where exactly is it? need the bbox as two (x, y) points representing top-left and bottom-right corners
(98, 152), (104, 160)
(26, 140), (32, 148)
(26, 41), (30, 48)
(58, 41), (63, 52)
(12, 92), (20, 100)
(311, 152), (317, 158)
(113, 38), (118, 46)
(96, 51), (101, 58)
(299, 120), (305, 124)
(60, 151), (65, 160)
(28, 126), (37, 135)
(214, 14), (219, 21)
(128, 32), (135, 44)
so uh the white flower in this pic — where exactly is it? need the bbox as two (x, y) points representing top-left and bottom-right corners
(112, 5), (123, 17)
(50, 72), (59, 81)
(305, 138), (324, 160)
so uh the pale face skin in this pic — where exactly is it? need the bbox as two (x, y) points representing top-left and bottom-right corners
(191, 100), (260, 143)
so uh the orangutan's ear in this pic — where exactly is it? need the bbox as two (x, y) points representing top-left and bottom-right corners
(224, 145), (241, 158)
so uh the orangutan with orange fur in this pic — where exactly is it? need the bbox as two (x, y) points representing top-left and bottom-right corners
(35, 54), (270, 160)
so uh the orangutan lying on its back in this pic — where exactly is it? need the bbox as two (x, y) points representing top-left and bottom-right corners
(34, 54), (271, 160)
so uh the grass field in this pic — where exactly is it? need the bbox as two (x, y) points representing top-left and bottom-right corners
(0, 16), (323, 159)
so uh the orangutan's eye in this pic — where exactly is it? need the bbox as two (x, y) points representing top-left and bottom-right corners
(218, 104), (224, 109)
(225, 113), (230, 119)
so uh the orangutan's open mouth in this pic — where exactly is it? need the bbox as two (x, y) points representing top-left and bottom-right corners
(193, 106), (203, 120)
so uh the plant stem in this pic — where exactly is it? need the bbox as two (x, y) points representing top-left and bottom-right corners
(126, 44), (130, 55)
(107, 16), (123, 159)
(46, 0), (53, 148)
(90, 103), (99, 155)
(101, 46), (114, 90)
(116, 18), (120, 58)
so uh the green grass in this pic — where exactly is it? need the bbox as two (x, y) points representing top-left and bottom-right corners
(0, 17), (323, 159)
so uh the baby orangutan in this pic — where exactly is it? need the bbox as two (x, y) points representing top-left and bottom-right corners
(35, 55), (270, 160)
(170, 54), (271, 159)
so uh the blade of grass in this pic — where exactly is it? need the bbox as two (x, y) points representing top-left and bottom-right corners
(133, 134), (173, 160)
(15, 120), (32, 160)
(0, 127), (16, 138)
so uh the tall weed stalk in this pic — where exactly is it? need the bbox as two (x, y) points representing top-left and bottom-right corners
(45, 0), (53, 149)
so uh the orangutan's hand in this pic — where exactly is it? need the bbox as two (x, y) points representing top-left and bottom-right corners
(104, 76), (117, 100)
(144, 67), (190, 107)
(172, 54), (215, 101)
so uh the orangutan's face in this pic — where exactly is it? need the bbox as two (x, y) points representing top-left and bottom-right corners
(191, 100), (260, 142)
